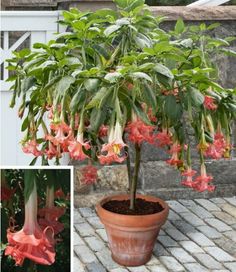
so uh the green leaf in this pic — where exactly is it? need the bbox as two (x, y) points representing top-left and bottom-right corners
(175, 18), (185, 34)
(132, 102), (151, 125)
(59, 57), (82, 67)
(84, 78), (99, 92)
(56, 76), (75, 97)
(134, 33), (152, 48)
(70, 87), (85, 113)
(164, 95), (183, 122)
(89, 108), (106, 132)
(21, 77), (36, 93)
(104, 72), (122, 83)
(143, 82), (157, 109)
(189, 87), (204, 107)
(104, 25), (121, 36)
(21, 117), (29, 131)
(207, 22), (220, 30)
(131, 72), (152, 82)
(86, 87), (111, 109)
(153, 63), (174, 79)
(220, 49), (236, 57)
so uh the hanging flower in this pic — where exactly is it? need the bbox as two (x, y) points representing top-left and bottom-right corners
(204, 96), (218, 110)
(54, 188), (66, 199)
(181, 167), (197, 188)
(166, 141), (183, 167)
(192, 163), (215, 192)
(204, 132), (227, 159)
(98, 125), (108, 138)
(5, 182), (55, 266)
(38, 186), (65, 235)
(22, 140), (42, 157)
(80, 165), (98, 185)
(44, 142), (61, 160)
(155, 129), (172, 147)
(68, 132), (90, 161)
(47, 121), (71, 147)
(125, 113), (155, 145)
(98, 121), (127, 165)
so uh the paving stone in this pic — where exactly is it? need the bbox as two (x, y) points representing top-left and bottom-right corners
(85, 236), (106, 252)
(194, 253), (223, 269)
(87, 216), (104, 229)
(75, 222), (95, 237)
(111, 268), (129, 272)
(74, 210), (86, 224)
(204, 246), (235, 262)
(159, 229), (165, 235)
(85, 261), (106, 272)
(224, 230), (236, 242)
(187, 232), (215, 247)
(74, 245), (97, 264)
(165, 226), (189, 241)
(148, 265), (168, 272)
(79, 207), (96, 218)
(159, 256), (185, 271)
(168, 247), (196, 263)
(179, 241), (204, 254)
(180, 212), (205, 227)
(127, 266), (149, 272)
(214, 236), (236, 257)
(153, 242), (170, 257)
(195, 199), (221, 211)
(219, 203), (236, 218)
(74, 255), (86, 272)
(168, 209), (181, 221)
(162, 220), (175, 230)
(184, 262), (208, 272)
(172, 220), (196, 234)
(179, 199), (213, 219)
(213, 211), (236, 225)
(211, 198), (227, 204)
(167, 200), (189, 213)
(211, 269), (230, 272)
(224, 197), (236, 206)
(224, 262), (236, 272)
(158, 235), (179, 247)
(146, 256), (160, 265)
(74, 230), (85, 245)
(197, 225), (222, 239)
(96, 229), (108, 242)
(205, 218), (232, 232)
(96, 248), (119, 270)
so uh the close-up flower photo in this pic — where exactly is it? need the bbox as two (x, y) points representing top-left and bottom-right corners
(1, 0), (236, 271)
(1, 168), (71, 272)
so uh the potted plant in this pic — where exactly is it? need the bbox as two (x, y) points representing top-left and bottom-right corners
(7, 0), (236, 266)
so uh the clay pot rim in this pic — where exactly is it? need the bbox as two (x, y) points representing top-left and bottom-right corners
(96, 193), (169, 219)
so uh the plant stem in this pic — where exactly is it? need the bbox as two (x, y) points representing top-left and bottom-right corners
(129, 143), (141, 210)
(125, 146), (132, 191)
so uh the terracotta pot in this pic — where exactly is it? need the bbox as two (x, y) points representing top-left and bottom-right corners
(96, 194), (169, 266)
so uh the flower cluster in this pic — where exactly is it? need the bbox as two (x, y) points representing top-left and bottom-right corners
(4, 182), (65, 266)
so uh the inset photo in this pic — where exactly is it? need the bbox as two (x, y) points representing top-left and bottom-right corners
(1, 167), (72, 272)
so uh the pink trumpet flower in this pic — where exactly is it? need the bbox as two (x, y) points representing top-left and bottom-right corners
(22, 140), (42, 157)
(5, 182), (55, 266)
(166, 141), (183, 167)
(155, 129), (172, 147)
(204, 96), (218, 110)
(68, 132), (90, 161)
(98, 121), (127, 165)
(38, 186), (65, 235)
(181, 167), (197, 188)
(192, 163), (215, 192)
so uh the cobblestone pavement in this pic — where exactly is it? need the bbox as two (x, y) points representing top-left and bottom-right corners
(74, 197), (236, 272)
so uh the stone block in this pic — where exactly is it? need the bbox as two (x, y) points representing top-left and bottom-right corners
(179, 241), (204, 254)
(205, 218), (232, 232)
(85, 261), (106, 272)
(184, 263), (208, 272)
(194, 253), (223, 270)
(74, 245), (97, 264)
(168, 247), (196, 263)
(159, 256), (185, 271)
(186, 232), (215, 247)
(204, 246), (235, 262)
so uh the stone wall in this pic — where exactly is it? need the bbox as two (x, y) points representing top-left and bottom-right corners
(2, 0), (236, 205)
